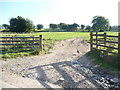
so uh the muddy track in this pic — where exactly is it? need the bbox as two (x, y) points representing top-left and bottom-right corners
(0, 38), (120, 88)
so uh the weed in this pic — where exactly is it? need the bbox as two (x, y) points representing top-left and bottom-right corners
(30, 48), (42, 55)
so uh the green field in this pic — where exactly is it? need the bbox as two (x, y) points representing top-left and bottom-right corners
(1, 31), (118, 41)
(0, 31), (119, 59)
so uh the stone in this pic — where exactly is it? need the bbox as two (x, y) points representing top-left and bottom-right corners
(110, 78), (119, 84)
(80, 65), (83, 67)
(106, 77), (110, 81)
(67, 58), (72, 61)
(99, 77), (105, 82)
(22, 75), (26, 78)
(104, 80), (109, 84)
(86, 64), (91, 67)
(110, 85), (115, 88)
(114, 85), (119, 88)
(34, 73), (38, 78)
(71, 61), (78, 64)
(76, 50), (82, 54)
(59, 78), (64, 81)
(46, 65), (53, 68)
(104, 83), (109, 87)
(94, 65), (100, 68)
(22, 69), (26, 71)
(2, 69), (4, 72)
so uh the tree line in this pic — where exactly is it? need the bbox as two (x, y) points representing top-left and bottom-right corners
(0, 16), (119, 33)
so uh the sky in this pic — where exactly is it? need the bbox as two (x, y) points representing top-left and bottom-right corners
(0, 0), (119, 28)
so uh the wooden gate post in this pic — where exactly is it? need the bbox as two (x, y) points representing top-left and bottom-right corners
(12, 36), (15, 50)
(90, 32), (93, 51)
(104, 32), (107, 46)
(96, 32), (98, 48)
(33, 36), (34, 48)
(39, 35), (42, 50)
(118, 32), (120, 59)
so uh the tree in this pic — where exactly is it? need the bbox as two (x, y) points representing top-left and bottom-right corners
(72, 23), (79, 30)
(81, 24), (85, 30)
(49, 24), (58, 29)
(85, 25), (91, 31)
(58, 23), (68, 30)
(36, 24), (44, 30)
(58, 23), (79, 31)
(25, 19), (35, 32)
(92, 16), (109, 31)
(73, 23), (79, 27)
(9, 16), (35, 33)
(67, 23), (79, 31)
(2, 24), (9, 29)
(67, 25), (74, 31)
(118, 25), (120, 31)
(110, 26), (118, 31)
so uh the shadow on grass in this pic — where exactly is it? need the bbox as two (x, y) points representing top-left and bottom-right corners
(86, 50), (120, 71)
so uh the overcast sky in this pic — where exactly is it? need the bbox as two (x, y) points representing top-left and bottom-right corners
(0, 0), (119, 28)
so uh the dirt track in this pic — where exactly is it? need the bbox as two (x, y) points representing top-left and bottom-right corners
(0, 38), (120, 88)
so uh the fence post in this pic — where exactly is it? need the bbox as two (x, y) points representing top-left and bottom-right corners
(90, 32), (93, 51)
(118, 32), (120, 59)
(39, 35), (42, 50)
(104, 32), (106, 46)
(12, 36), (15, 50)
(96, 32), (98, 48)
(33, 36), (34, 48)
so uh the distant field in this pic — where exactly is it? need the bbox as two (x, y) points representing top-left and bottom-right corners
(0, 31), (119, 58)
(1, 32), (118, 41)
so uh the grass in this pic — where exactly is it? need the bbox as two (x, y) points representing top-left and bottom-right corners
(86, 50), (120, 72)
(0, 31), (118, 59)
(0, 48), (49, 59)
(1, 32), (90, 41)
(1, 52), (31, 59)
(1, 31), (118, 40)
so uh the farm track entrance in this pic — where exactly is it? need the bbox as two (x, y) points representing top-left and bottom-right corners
(1, 38), (120, 88)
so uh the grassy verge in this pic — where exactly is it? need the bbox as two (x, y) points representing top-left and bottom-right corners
(86, 50), (120, 72)
(0, 47), (52, 59)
